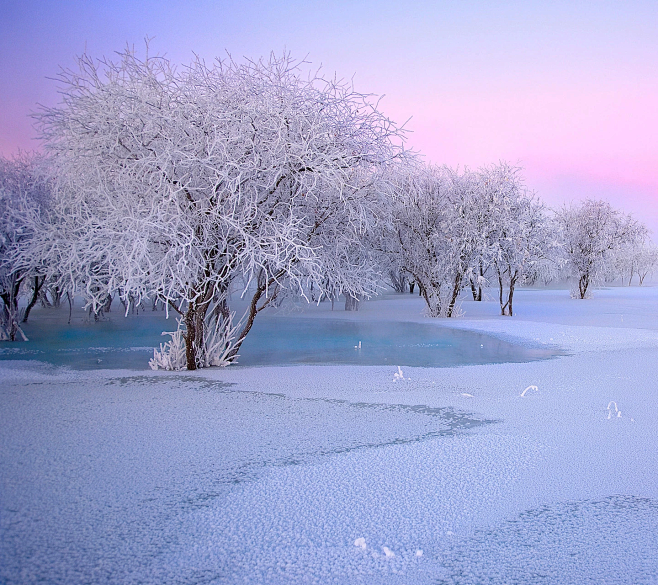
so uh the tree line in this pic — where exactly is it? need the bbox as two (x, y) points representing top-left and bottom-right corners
(0, 48), (655, 368)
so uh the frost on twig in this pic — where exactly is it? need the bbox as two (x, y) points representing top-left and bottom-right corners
(606, 401), (622, 419)
(520, 384), (538, 397)
(202, 311), (241, 368)
(149, 323), (187, 371)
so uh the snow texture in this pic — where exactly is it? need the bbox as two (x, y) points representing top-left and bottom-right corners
(2, 286), (658, 584)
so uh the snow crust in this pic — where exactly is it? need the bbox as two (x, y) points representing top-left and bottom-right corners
(2, 286), (658, 584)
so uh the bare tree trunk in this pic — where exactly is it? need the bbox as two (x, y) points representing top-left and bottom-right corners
(476, 264), (483, 301)
(39, 287), (52, 308)
(51, 286), (62, 308)
(446, 272), (463, 318)
(498, 268), (517, 316)
(182, 281), (216, 370)
(1, 274), (26, 341)
(345, 293), (360, 311)
(225, 285), (265, 363)
(506, 275), (517, 316)
(184, 304), (198, 370)
(182, 300), (210, 370)
(470, 279), (478, 301)
(67, 292), (72, 325)
(22, 276), (44, 323)
(578, 273), (590, 299)
(417, 279), (443, 318)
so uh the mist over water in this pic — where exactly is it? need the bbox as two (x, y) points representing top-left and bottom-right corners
(237, 318), (559, 367)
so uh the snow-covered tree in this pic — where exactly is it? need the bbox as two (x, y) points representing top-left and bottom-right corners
(384, 162), (559, 318)
(481, 163), (559, 316)
(384, 163), (481, 317)
(557, 199), (646, 299)
(610, 238), (657, 286)
(0, 153), (50, 340)
(442, 167), (491, 314)
(31, 48), (407, 369)
(383, 163), (450, 316)
(635, 242), (658, 285)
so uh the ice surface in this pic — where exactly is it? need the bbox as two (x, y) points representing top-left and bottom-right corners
(2, 286), (658, 584)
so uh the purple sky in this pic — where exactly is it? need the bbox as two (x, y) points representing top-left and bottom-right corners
(2, 0), (657, 235)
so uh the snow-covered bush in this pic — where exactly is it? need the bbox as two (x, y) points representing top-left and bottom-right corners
(557, 199), (646, 298)
(31, 47), (407, 369)
(149, 311), (240, 370)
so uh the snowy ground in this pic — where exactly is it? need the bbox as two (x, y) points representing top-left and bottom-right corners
(2, 286), (658, 584)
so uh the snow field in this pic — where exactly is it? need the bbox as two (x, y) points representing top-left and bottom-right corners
(2, 286), (658, 583)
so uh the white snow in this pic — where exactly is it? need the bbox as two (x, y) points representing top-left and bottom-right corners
(2, 286), (658, 584)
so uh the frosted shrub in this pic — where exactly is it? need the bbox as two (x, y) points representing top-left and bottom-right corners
(201, 312), (241, 368)
(149, 312), (241, 370)
(149, 324), (187, 371)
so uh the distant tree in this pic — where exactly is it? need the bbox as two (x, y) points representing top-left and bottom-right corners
(557, 199), (646, 299)
(439, 167), (481, 316)
(384, 163), (484, 317)
(635, 243), (658, 285)
(387, 268), (408, 293)
(481, 163), (559, 316)
(31, 48), (407, 369)
(0, 153), (50, 340)
(384, 164), (452, 317)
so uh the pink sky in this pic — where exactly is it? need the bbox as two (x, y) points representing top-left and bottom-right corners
(2, 0), (657, 235)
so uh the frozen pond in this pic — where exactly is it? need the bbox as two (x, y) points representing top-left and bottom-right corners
(0, 313), (560, 370)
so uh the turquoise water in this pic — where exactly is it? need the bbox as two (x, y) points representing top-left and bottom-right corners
(0, 313), (559, 370)
(237, 318), (559, 367)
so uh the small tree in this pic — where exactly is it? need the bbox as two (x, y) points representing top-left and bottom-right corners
(557, 199), (646, 299)
(635, 242), (658, 285)
(31, 48), (406, 369)
(384, 163), (482, 317)
(481, 164), (558, 316)
(0, 154), (50, 340)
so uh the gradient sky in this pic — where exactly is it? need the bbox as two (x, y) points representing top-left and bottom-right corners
(2, 0), (657, 235)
